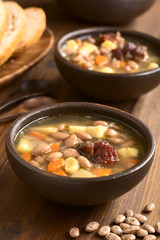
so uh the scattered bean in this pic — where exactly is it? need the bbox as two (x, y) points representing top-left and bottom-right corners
(77, 156), (92, 169)
(137, 228), (148, 237)
(98, 225), (110, 236)
(142, 224), (155, 234)
(111, 225), (123, 235)
(32, 143), (51, 156)
(120, 223), (130, 229)
(47, 152), (62, 161)
(155, 222), (160, 234)
(121, 234), (136, 240)
(76, 131), (92, 140)
(52, 132), (69, 140)
(107, 138), (124, 144)
(144, 203), (155, 212)
(63, 148), (79, 158)
(134, 214), (147, 223)
(57, 123), (66, 131)
(85, 221), (99, 232)
(123, 226), (140, 234)
(125, 217), (140, 226)
(92, 120), (108, 127)
(125, 210), (134, 217)
(69, 227), (80, 238)
(105, 232), (121, 240)
(64, 134), (78, 147)
(114, 215), (125, 224)
(143, 234), (156, 240)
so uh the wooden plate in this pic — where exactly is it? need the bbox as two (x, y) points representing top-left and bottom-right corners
(0, 28), (54, 88)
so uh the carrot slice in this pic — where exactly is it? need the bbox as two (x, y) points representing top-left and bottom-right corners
(95, 55), (108, 66)
(91, 168), (112, 177)
(20, 152), (32, 162)
(125, 159), (138, 169)
(29, 131), (47, 140)
(50, 142), (59, 152)
(76, 38), (82, 47)
(48, 158), (65, 172)
(52, 168), (67, 176)
(120, 61), (126, 68)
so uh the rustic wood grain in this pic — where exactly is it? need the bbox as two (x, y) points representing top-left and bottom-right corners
(0, 0), (160, 239)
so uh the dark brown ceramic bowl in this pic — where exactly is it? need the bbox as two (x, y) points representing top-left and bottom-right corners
(56, 0), (155, 24)
(6, 102), (155, 206)
(54, 27), (160, 102)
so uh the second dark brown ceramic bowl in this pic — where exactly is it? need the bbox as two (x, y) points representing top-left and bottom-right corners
(56, 0), (155, 24)
(55, 27), (160, 102)
(6, 102), (155, 206)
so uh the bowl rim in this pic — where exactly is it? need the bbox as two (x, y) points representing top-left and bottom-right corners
(55, 26), (160, 77)
(6, 101), (156, 183)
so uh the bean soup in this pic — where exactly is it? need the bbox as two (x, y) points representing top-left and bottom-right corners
(15, 114), (146, 178)
(61, 32), (159, 73)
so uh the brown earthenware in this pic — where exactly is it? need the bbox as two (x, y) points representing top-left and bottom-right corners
(56, 0), (155, 24)
(6, 102), (155, 206)
(54, 27), (160, 102)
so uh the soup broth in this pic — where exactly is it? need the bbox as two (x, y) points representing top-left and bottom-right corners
(15, 114), (146, 178)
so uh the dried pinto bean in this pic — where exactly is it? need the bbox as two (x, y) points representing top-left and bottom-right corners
(125, 210), (134, 217)
(144, 203), (155, 212)
(111, 225), (123, 235)
(114, 215), (125, 224)
(121, 234), (136, 240)
(125, 217), (140, 226)
(106, 233), (121, 240)
(134, 214), (147, 223)
(85, 221), (99, 232)
(123, 226), (140, 234)
(137, 228), (148, 237)
(98, 225), (110, 237)
(143, 234), (156, 240)
(155, 222), (160, 234)
(142, 224), (155, 234)
(69, 227), (80, 238)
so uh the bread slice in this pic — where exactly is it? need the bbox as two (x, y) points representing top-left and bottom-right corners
(0, 1), (8, 42)
(0, 1), (26, 66)
(14, 7), (46, 55)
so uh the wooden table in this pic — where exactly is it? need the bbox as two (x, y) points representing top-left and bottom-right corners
(0, 1), (160, 239)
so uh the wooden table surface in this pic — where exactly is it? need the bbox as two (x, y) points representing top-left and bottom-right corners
(0, 1), (160, 239)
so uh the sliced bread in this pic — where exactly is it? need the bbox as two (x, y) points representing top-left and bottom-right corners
(0, 1), (8, 42)
(0, 1), (26, 66)
(14, 7), (46, 55)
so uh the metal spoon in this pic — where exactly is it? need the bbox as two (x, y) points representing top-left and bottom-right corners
(0, 79), (51, 113)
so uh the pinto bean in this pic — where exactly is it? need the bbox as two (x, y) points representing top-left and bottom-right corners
(111, 225), (123, 235)
(125, 217), (140, 226)
(34, 156), (46, 164)
(115, 215), (125, 224)
(29, 160), (40, 168)
(76, 132), (92, 140)
(98, 226), (110, 236)
(52, 132), (69, 140)
(81, 61), (93, 69)
(155, 222), (160, 234)
(106, 129), (119, 137)
(44, 137), (54, 143)
(32, 143), (51, 156)
(127, 60), (139, 69)
(144, 203), (155, 212)
(77, 156), (92, 169)
(85, 221), (99, 232)
(123, 226), (140, 234)
(92, 120), (108, 127)
(107, 137), (124, 144)
(47, 152), (62, 161)
(64, 134), (78, 147)
(57, 123), (66, 131)
(106, 233), (121, 240)
(134, 214), (147, 223)
(125, 210), (134, 217)
(63, 148), (79, 158)
(121, 234), (136, 240)
(137, 228), (148, 237)
(142, 225), (155, 234)
(77, 137), (83, 143)
(70, 54), (83, 63)
(87, 37), (96, 44)
(143, 235), (156, 240)
(69, 227), (80, 238)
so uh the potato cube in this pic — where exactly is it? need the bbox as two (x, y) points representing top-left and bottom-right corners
(72, 169), (96, 178)
(79, 42), (97, 55)
(117, 147), (139, 158)
(65, 157), (80, 174)
(68, 125), (87, 133)
(29, 126), (57, 134)
(148, 62), (159, 70)
(98, 66), (115, 73)
(16, 138), (34, 153)
(86, 126), (107, 138)
(101, 40), (116, 51)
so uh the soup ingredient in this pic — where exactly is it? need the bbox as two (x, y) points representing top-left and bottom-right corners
(16, 138), (34, 153)
(72, 169), (96, 178)
(91, 168), (111, 177)
(77, 155), (92, 169)
(29, 126), (57, 134)
(48, 158), (65, 172)
(85, 221), (99, 232)
(117, 147), (138, 158)
(92, 120), (109, 127)
(64, 133), (78, 147)
(69, 227), (80, 238)
(20, 152), (32, 162)
(98, 225), (111, 236)
(64, 157), (80, 174)
(144, 203), (155, 212)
